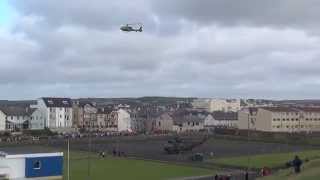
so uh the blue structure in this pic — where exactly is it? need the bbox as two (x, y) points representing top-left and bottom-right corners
(25, 156), (63, 178)
(0, 150), (64, 179)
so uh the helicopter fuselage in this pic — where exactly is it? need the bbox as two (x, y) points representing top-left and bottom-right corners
(120, 25), (142, 32)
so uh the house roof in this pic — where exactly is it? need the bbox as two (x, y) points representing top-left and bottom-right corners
(97, 107), (114, 114)
(171, 110), (206, 125)
(77, 101), (95, 108)
(212, 111), (238, 121)
(42, 97), (72, 108)
(296, 107), (320, 112)
(0, 106), (36, 116)
(260, 107), (299, 112)
(172, 114), (205, 125)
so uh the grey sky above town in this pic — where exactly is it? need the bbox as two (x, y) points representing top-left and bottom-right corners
(1, 0), (320, 99)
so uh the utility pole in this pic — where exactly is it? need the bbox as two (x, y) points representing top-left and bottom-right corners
(246, 111), (251, 173)
(87, 117), (92, 180)
(67, 138), (70, 180)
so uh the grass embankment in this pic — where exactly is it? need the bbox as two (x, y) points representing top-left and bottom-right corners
(64, 151), (214, 180)
(259, 159), (320, 180)
(213, 150), (320, 169)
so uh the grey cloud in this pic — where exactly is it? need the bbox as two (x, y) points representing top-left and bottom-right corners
(1, 0), (320, 99)
(10, 0), (155, 31)
(152, 0), (320, 28)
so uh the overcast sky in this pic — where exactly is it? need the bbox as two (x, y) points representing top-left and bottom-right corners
(1, 0), (320, 100)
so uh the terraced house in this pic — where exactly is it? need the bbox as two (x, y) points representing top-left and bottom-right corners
(72, 101), (97, 130)
(35, 98), (73, 129)
(0, 107), (35, 131)
(238, 107), (320, 132)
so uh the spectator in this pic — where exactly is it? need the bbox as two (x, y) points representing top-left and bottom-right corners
(214, 174), (218, 180)
(260, 167), (271, 176)
(112, 148), (117, 156)
(292, 155), (303, 173)
(245, 171), (249, 180)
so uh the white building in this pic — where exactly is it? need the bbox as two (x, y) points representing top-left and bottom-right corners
(30, 108), (46, 130)
(36, 98), (73, 129)
(192, 98), (240, 112)
(211, 111), (238, 128)
(171, 110), (207, 133)
(0, 107), (34, 131)
(0, 110), (5, 131)
(117, 109), (132, 132)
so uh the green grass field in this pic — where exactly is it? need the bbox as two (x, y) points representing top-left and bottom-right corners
(213, 150), (320, 169)
(64, 152), (214, 180)
(259, 159), (320, 180)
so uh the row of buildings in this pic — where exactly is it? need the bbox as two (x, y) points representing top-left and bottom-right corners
(0, 97), (239, 133)
(2, 97), (320, 134)
(192, 98), (241, 112)
(0, 98), (137, 133)
(238, 107), (320, 132)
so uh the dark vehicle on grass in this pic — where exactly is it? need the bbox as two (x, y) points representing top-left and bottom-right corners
(164, 136), (208, 154)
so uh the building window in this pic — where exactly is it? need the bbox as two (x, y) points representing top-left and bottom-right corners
(196, 122), (199, 126)
(158, 121), (161, 127)
(33, 161), (41, 170)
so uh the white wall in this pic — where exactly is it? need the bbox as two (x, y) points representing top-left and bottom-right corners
(209, 99), (240, 112)
(174, 122), (204, 133)
(192, 98), (240, 112)
(37, 99), (49, 128)
(117, 109), (131, 132)
(30, 109), (45, 130)
(204, 115), (215, 126)
(0, 157), (25, 179)
(0, 111), (5, 131)
(36, 99), (73, 129)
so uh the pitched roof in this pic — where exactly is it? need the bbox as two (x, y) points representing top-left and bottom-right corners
(97, 107), (114, 114)
(172, 114), (205, 125)
(260, 107), (299, 112)
(0, 106), (36, 116)
(296, 107), (320, 112)
(77, 101), (95, 108)
(42, 97), (72, 108)
(171, 110), (206, 125)
(212, 111), (238, 121)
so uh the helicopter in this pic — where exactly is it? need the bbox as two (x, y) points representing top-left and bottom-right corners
(120, 23), (143, 32)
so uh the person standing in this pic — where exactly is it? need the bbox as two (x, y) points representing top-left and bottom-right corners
(292, 155), (303, 173)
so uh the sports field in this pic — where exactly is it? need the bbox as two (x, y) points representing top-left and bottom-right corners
(64, 151), (214, 180)
(213, 150), (320, 169)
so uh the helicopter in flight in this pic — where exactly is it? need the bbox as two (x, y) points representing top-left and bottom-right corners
(120, 23), (143, 32)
